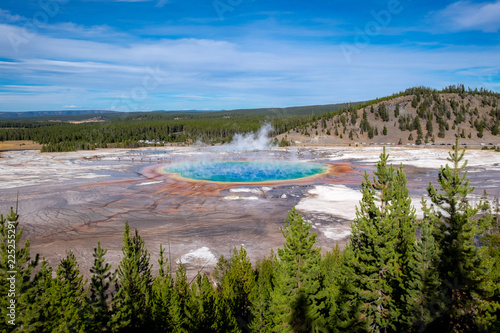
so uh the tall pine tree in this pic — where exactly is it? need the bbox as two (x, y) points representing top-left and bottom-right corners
(220, 246), (255, 328)
(21, 259), (54, 333)
(249, 252), (277, 332)
(399, 199), (441, 331)
(347, 147), (417, 332)
(0, 208), (39, 332)
(426, 141), (498, 331)
(333, 244), (368, 332)
(269, 208), (326, 332)
(150, 244), (174, 332)
(482, 198), (500, 332)
(88, 241), (114, 332)
(109, 222), (153, 332)
(50, 250), (89, 333)
(320, 244), (341, 332)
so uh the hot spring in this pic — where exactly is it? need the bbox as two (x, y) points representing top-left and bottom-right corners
(163, 161), (327, 183)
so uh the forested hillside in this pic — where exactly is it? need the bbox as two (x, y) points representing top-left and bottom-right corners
(0, 101), (355, 152)
(278, 85), (500, 146)
(1, 144), (499, 332)
(1, 85), (499, 152)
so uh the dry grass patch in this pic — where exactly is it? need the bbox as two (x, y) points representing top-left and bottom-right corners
(0, 140), (42, 151)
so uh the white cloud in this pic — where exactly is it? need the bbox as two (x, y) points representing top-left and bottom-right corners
(155, 0), (169, 8)
(0, 9), (23, 23)
(44, 22), (124, 39)
(433, 1), (500, 33)
(0, 15), (499, 111)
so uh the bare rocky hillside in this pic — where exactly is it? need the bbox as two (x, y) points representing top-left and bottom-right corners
(277, 87), (500, 147)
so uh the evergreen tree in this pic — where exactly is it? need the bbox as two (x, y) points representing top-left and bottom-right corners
(320, 244), (341, 332)
(394, 103), (400, 118)
(390, 166), (420, 331)
(378, 103), (389, 122)
(482, 198), (500, 332)
(348, 148), (414, 332)
(350, 107), (358, 125)
(151, 245), (174, 332)
(191, 273), (239, 332)
(109, 222), (153, 332)
(0, 208), (39, 332)
(50, 250), (89, 333)
(333, 244), (368, 332)
(400, 199), (441, 331)
(213, 254), (229, 289)
(249, 252), (277, 332)
(190, 274), (215, 332)
(349, 155), (398, 332)
(213, 287), (240, 332)
(220, 246), (255, 327)
(426, 118), (433, 136)
(20, 259), (54, 333)
(361, 110), (370, 133)
(269, 208), (326, 332)
(88, 241), (114, 332)
(426, 141), (499, 331)
(368, 127), (374, 139)
(170, 261), (196, 333)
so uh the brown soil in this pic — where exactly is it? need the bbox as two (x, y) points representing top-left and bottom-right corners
(277, 93), (500, 149)
(0, 140), (42, 151)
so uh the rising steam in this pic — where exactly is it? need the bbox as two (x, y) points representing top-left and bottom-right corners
(218, 123), (276, 151)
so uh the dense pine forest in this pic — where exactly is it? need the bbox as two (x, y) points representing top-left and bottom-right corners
(0, 113), (308, 152)
(1, 85), (499, 152)
(1, 143), (499, 332)
(0, 104), (349, 152)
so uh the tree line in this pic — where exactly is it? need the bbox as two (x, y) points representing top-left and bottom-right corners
(0, 113), (311, 152)
(1, 144), (499, 332)
(2, 85), (498, 151)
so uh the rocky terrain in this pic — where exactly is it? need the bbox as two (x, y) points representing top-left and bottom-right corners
(278, 90), (500, 147)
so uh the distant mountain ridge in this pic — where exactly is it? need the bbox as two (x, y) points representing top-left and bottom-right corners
(0, 102), (359, 120)
(0, 110), (116, 118)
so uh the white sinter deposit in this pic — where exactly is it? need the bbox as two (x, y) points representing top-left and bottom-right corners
(178, 246), (216, 265)
(296, 185), (362, 221)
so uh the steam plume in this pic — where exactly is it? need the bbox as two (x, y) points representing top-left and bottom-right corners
(218, 123), (276, 151)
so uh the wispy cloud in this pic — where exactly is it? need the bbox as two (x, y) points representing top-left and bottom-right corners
(432, 0), (500, 33)
(0, 9), (23, 23)
(43, 22), (124, 39)
(155, 0), (169, 7)
(0, 1), (498, 111)
(1, 18), (498, 111)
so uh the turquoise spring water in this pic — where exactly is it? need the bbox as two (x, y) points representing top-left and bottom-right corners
(164, 161), (327, 182)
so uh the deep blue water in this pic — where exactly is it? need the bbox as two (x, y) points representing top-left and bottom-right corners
(164, 161), (327, 182)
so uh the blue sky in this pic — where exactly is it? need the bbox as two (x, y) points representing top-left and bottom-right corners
(0, 0), (499, 111)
